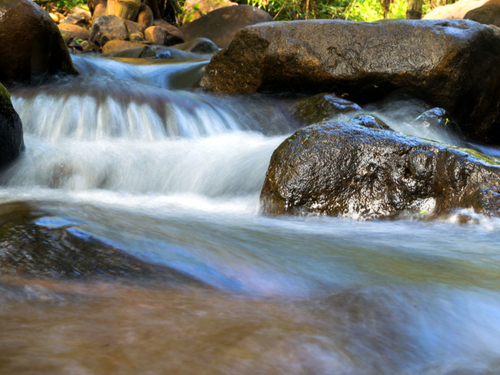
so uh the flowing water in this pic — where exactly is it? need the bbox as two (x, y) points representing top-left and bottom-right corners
(1, 55), (500, 374)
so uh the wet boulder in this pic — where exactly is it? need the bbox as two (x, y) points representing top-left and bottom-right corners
(412, 108), (462, 138)
(464, 4), (500, 26)
(0, 0), (77, 85)
(291, 93), (362, 125)
(200, 20), (500, 144)
(260, 121), (500, 220)
(0, 201), (205, 287)
(348, 113), (391, 131)
(0, 84), (24, 168)
(90, 15), (128, 46)
(180, 5), (273, 48)
(145, 26), (167, 45)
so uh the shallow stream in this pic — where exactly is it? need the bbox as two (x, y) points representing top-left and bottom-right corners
(1, 55), (500, 374)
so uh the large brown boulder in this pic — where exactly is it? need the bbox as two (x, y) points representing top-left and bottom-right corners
(180, 5), (272, 48)
(0, 84), (24, 168)
(90, 15), (128, 46)
(200, 20), (500, 144)
(424, 0), (500, 19)
(260, 122), (500, 220)
(0, 0), (77, 85)
(464, 4), (500, 26)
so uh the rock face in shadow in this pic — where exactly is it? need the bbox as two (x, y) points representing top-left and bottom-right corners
(260, 122), (500, 220)
(180, 5), (272, 48)
(200, 20), (500, 144)
(0, 0), (77, 85)
(0, 202), (205, 286)
(0, 84), (24, 168)
(464, 4), (500, 26)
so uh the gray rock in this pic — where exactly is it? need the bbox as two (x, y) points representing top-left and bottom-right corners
(90, 15), (128, 46)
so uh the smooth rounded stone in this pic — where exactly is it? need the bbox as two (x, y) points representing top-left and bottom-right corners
(412, 107), (462, 137)
(290, 93), (362, 125)
(171, 37), (219, 54)
(348, 113), (391, 130)
(464, 4), (500, 26)
(89, 0), (107, 15)
(102, 40), (146, 54)
(182, 0), (237, 24)
(60, 13), (86, 26)
(0, 201), (207, 287)
(0, 84), (24, 168)
(180, 5), (272, 48)
(153, 19), (185, 46)
(260, 121), (500, 220)
(73, 5), (92, 23)
(145, 26), (166, 45)
(58, 23), (90, 42)
(124, 19), (145, 38)
(90, 15), (129, 46)
(129, 33), (146, 43)
(201, 20), (500, 144)
(424, 0), (500, 19)
(137, 4), (154, 29)
(80, 40), (100, 53)
(0, 0), (77, 85)
(92, 3), (107, 20)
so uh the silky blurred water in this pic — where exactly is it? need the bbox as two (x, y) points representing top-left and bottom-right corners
(1, 55), (500, 375)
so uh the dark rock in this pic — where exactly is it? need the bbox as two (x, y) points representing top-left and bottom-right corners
(260, 121), (500, 220)
(291, 93), (362, 125)
(171, 37), (219, 54)
(464, 4), (500, 27)
(124, 20), (145, 37)
(137, 4), (154, 29)
(412, 108), (462, 138)
(153, 20), (185, 46)
(90, 15), (129, 46)
(144, 0), (162, 19)
(0, 201), (206, 287)
(200, 20), (500, 144)
(180, 5), (272, 48)
(0, 84), (24, 168)
(58, 23), (90, 42)
(80, 40), (100, 53)
(0, 0), (77, 85)
(348, 113), (391, 130)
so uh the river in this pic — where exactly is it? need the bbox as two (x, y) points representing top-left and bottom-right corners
(0, 55), (499, 374)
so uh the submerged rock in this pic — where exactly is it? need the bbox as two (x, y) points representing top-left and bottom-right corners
(153, 20), (185, 46)
(291, 93), (362, 125)
(0, 201), (205, 286)
(180, 5), (273, 48)
(0, 84), (24, 168)
(0, 0), (77, 85)
(260, 121), (500, 220)
(412, 108), (462, 138)
(200, 20), (500, 144)
(348, 113), (391, 130)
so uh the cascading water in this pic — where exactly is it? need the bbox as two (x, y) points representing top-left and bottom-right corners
(1, 54), (500, 375)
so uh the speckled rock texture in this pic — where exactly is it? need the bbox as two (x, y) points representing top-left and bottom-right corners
(260, 122), (500, 220)
(200, 20), (500, 144)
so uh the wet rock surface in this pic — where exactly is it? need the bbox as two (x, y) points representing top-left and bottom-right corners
(348, 113), (391, 130)
(0, 84), (24, 169)
(0, 202), (205, 286)
(200, 20), (500, 144)
(291, 93), (362, 125)
(260, 121), (500, 220)
(171, 38), (219, 54)
(0, 0), (77, 85)
(412, 108), (462, 138)
(180, 5), (272, 48)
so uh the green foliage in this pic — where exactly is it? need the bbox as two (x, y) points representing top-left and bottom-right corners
(33, 0), (85, 11)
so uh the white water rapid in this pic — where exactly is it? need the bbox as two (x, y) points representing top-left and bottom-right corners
(1, 54), (500, 375)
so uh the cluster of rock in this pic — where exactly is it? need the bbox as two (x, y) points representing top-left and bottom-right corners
(196, 19), (500, 220)
(53, 0), (272, 56)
